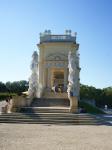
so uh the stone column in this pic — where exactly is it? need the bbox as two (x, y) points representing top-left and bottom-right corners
(64, 68), (68, 91)
(47, 68), (51, 89)
(45, 68), (48, 88)
(43, 65), (47, 88)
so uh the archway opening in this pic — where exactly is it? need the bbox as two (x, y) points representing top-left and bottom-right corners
(51, 69), (64, 92)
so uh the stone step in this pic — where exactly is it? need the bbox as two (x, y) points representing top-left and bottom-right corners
(0, 120), (101, 125)
(31, 98), (70, 107)
(20, 107), (70, 113)
(0, 117), (98, 122)
(0, 113), (104, 125)
(0, 118), (100, 124)
(0, 120), (102, 125)
(0, 113), (97, 120)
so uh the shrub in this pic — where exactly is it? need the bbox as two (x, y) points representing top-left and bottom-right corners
(0, 93), (17, 101)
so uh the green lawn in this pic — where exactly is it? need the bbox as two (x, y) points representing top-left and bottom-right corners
(79, 100), (105, 114)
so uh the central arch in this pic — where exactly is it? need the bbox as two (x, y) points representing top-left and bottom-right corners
(51, 68), (64, 88)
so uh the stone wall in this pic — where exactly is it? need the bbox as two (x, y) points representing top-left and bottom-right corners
(11, 95), (33, 112)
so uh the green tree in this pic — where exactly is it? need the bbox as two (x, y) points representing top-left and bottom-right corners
(0, 82), (7, 92)
(80, 84), (112, 108)
(5, 80), (29, 93)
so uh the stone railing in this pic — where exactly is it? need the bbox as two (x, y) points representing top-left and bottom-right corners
(40, 35), (76, 43)
(10, 95), (33, 112)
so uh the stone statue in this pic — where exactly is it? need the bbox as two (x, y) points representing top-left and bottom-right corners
(28, 51), (39, 98)
(67, 51), (78, 97)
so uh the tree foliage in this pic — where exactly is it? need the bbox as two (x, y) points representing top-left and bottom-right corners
(0, 80), (29, 94)
(0, 82), (7, 92)
(80, 84), (112, 108)
(0, 81), (112, 108)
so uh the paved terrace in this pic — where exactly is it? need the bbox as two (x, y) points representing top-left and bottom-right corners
(0, 101), (112, 150)
(0, 123), (112, 150)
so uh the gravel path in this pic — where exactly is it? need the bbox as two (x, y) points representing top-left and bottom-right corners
(0, 123), (112, 150)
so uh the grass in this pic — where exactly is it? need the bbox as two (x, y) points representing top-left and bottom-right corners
(79, 100), (105, 114)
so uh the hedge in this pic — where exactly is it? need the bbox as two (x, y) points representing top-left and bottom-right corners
(0, 93), (17, 101)
(79, 100), (105, 114)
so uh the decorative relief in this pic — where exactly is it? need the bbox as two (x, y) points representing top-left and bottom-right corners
(45, 61), (67, 68)
(55, 56), (61, 60)
(46, 53), (67, 61)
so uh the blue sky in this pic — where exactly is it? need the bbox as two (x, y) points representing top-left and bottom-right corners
(0, 0), (112, 88)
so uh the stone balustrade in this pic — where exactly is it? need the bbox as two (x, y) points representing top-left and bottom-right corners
(40, 34), (76, 43)
(10, 95), (33, 112)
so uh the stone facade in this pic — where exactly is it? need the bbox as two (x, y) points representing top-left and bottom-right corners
(37, 30), (80, 99)
(27, 30), (80, 112)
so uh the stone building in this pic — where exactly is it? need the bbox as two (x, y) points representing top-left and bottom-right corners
(36, 30), (80, 98)
(29, 30), (80, 111)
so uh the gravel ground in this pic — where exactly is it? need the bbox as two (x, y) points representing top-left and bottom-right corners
(0, 123), (112, 150)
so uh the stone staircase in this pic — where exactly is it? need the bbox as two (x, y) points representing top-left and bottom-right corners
(20, 106), (70, 113)
(0, 102), (107, 125)
(0, 95), (107, 125)
(0, 112), (105, 125)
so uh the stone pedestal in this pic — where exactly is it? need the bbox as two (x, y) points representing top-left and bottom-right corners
(68, 96), (78, 113)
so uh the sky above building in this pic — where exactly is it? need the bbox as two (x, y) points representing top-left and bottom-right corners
(0, 0), (112, 88)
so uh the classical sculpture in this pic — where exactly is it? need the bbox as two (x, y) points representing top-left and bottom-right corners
(28, 51), (39, 98)
(67, 51), (78, 97)
(67, 50), (79, 112)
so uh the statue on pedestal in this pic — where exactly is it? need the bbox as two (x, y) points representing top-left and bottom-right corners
(67, 51), (78, 97)
(67, 51), (79, 113)
(28, 51), (39, 98)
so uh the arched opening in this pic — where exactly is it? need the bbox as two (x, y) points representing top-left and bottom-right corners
(51, 69), (65, 92)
